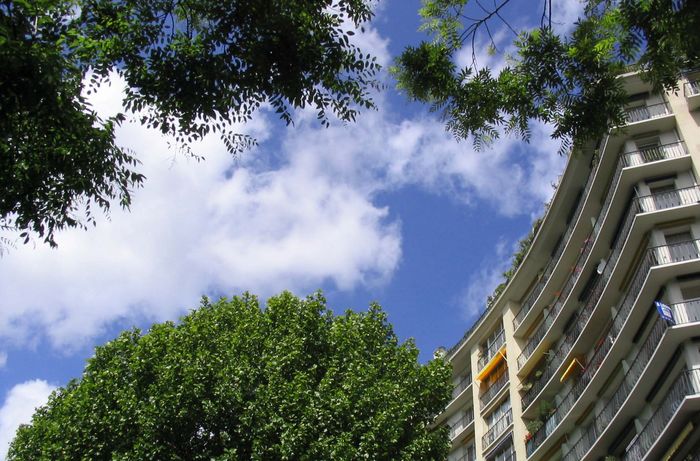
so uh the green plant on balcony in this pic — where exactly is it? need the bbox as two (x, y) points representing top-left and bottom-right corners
(525, 419), (543, 435)
(538, 399), (555, 419)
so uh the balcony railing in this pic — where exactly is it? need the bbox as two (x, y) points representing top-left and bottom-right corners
(448, 408), (474, 439)
(622, 141), (687, 168)
(482, 410), (512, 449)
(637, 185), (700, 213)
(525, 241), (700, 455)
(480, 367), (509, 409)
(624, 101), (670, 124)
(685, 80), (700, 97)
(622, 368), (700, 461)
(477, 329), (506, 372)
(513, 185), (592, 330)
(563, 299), (700, 461)
(520, 182), (698, 409)
(513, 139), (686, 333)
(455, 446), (477, 461)
(452, 372), (472, 399)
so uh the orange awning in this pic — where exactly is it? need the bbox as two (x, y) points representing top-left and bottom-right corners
(476, 345), (507, 381)
(560, 357), (584, 382)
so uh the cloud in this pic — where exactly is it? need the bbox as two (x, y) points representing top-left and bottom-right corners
(0, 380), (56, 461)
(0, 13), (565, 355)
(457, 239), (514, 319)
(0, 72), (405, 351)
(552, 0), (585, 35)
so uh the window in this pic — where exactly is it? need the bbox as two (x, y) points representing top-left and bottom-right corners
(680, 283), (700, 300)
(635, 136), (663, 162)
(486, 436), (515, 461)
(665, 231), (699, 261)
(486, 398), (511, 428)
(647, 177), (680, 210)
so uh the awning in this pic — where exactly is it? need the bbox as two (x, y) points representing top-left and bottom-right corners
(476, 345), (507, 381)
(560, 357), (585, 382)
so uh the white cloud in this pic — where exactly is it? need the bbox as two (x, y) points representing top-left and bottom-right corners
(552, 0), (585, 35)
(458, 239), (514, 319)
(0, 14), (565, 353)
(0, 380), (56, 461)
(0, 75), (403, 351)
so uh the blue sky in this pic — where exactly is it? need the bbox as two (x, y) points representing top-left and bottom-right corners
(0, 0), (583, 457)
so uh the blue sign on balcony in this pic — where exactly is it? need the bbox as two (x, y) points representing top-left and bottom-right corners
(655, 301), (675, 324)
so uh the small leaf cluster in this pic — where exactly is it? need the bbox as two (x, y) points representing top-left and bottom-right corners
(8, 291), (452, 461)
(393, 0), (699, 154)
(1, 0), (380, 247)
(486, 216), (543, 308)
(0, 0), (144, 246)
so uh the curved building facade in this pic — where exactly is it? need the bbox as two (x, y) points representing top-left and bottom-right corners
(439, 71), (700, 461)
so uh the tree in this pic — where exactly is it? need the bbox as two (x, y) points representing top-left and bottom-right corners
(1, 0), (380, 247)
(8, 291), (452, 460)
(393, 0), (700, 154)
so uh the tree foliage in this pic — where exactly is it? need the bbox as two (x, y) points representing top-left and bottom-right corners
(8, 291), (452, 461)
(1, 0), (380, 246)
(393, 0), (700, 154)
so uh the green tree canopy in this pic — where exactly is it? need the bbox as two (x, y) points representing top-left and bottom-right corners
(393, 0), (700, 154)
(1, 0), (379, 246)
(8, 291), (452, 460)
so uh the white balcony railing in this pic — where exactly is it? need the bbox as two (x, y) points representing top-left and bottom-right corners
(448, 408), (474, 440)
(482, 410), (512, 449)
(525, 240), (700, 456)
(477, 329), (505, 372)
(624, 101), (670, 124)
(452, 372), (472, 399)
(516, 143), (689, 372)
(622, 368), (700, 461)
(480, 367), (509, 409)
(564, 299), (700, 461)
(513, 140), (686, 332)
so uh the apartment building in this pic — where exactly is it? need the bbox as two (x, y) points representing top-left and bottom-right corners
(438, 71), (700, 461)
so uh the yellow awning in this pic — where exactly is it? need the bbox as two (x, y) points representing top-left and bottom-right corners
(476, 345), (507, 381)
(560, 357), (584, 382)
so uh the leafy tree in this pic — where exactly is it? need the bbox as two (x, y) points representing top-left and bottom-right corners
(1, 0), (380, 246)
(393, 0), (700, 154)
(8, 291), (452, 461)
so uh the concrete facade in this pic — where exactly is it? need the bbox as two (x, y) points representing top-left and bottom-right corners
(438, 71), (700, 461)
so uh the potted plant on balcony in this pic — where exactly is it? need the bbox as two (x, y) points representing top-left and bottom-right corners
(525, 419), (543, 435)
(538, 399), (555, 418)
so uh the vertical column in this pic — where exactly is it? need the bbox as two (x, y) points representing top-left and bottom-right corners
(503, 301), (527, 461)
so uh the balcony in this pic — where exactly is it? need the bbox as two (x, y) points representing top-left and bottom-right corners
(685, 79), (700, 111)
(525, 240), (700, 457)
(516, 142), (688, 373)
(453, 372), (472, 400)
(514, 137), (685, 337)
(482, 410), (512, 450)
(448, 408), (474, 441)
(520, 183), (698, 409)
(624, 101), (670, 123)
(480, 366), (509, 410)
(455, 446), (476, 461)
(513, 179), (594, 331)
(563, 299), (700, 461)
(476, 330), (506, 378)
(622, 141), (687, 168)
(614, 100), (675, 138)
(622, 368), (700, 461)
